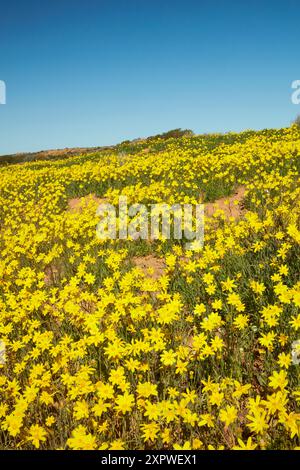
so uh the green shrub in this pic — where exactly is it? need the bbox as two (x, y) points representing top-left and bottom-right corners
(295, 115), (300, 128)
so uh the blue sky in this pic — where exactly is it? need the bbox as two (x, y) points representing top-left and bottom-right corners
(0, 0), (299, 155)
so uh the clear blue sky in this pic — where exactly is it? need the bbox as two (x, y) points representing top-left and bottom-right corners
(0, 0), (299, 155)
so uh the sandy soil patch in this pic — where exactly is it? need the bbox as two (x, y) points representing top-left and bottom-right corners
(67, 194), (107, 213)
(205, 186), (246, 220)
(132, 255), (165, 279)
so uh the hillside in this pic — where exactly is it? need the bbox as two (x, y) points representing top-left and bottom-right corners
(0, 129), (194, 165)
(0, 125), (300, 450)
(0, 146), (111, 166)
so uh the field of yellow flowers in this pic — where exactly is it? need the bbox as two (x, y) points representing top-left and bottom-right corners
(1, 126), (300, 450)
